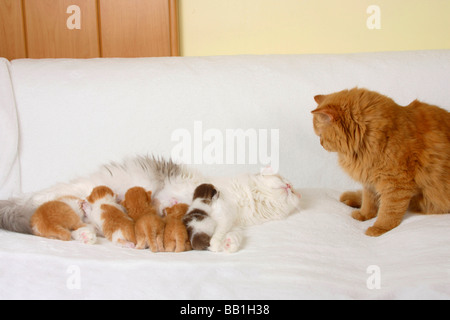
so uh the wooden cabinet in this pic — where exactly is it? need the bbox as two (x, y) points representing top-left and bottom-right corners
(0, 0), (27, 60)
(100, 0), (176, 57)
(0, 0), (179, 60)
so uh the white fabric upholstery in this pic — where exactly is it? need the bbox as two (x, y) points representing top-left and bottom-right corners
(1, 51), (449, 299)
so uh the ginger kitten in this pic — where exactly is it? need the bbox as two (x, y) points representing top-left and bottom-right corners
(30, 196), (96, 244)
(164, 203), (192, 253)
(312, 88), (450, 236)
(121, 186), (164, 252)
(86, 186), (136, 247)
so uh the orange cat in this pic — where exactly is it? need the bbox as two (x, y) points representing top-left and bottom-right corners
(312, 88), (450, 236)
(30, 196), (97, 244)
(86, 186), (136, 248)
(121, 186), (164, 252)
(164, 203), (192, 253)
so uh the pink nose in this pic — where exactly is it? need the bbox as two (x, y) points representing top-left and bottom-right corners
(286, 183), (302, 199)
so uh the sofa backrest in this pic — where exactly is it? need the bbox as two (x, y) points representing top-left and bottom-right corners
(6, 51), (450, 194)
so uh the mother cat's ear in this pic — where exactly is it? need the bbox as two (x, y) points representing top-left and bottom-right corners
(260, 165), (275, 176)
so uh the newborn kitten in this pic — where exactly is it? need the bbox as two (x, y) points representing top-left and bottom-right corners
(30, 196), (96, 244)
(183, 184), (218, 251)
(121, 186), (164, 252)
(86, 186), (136, 248)
(163, 203), (192, 252)
(183, 184), (242, 253)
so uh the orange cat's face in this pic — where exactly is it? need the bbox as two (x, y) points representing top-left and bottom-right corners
(312, 94), (346, 152)
(311, 89), (368, 154)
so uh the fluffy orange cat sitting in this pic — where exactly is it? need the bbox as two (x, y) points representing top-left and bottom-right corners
(312, 88), (450, 236)
(164, 203), (192, 253)
(30, 196), (96, 244)
(121, 186), (165, 252)
(85, 186), (136, 248)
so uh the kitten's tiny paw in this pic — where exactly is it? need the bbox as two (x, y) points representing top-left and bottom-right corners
(117, 240), (136, 249)
(125, 242), (136, 249)
(81, 200), (92, 216)
(72, 226), (97, 245)
(135, 242), (147, 250)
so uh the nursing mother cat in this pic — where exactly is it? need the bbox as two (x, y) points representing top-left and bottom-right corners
(311, 88), (450, 236)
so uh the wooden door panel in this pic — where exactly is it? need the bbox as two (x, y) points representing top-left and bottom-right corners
(0, 0), (27, 60)
(99, 0), (171, 57)
(24, 0), (100, 58)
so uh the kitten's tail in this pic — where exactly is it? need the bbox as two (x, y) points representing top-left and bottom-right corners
(0, 198), (36, 234)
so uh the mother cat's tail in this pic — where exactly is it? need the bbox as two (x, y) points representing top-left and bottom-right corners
(0, 198), (35, 234)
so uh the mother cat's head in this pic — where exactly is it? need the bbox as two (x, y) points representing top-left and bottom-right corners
(239, 168), (301, 225)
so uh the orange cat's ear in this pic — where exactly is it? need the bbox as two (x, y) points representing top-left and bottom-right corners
(314, 95), (326, 104)
(147, 191), (152, 200)
(311, 107), (337, 122)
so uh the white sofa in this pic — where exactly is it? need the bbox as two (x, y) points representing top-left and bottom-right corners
(1, 51), (449, 300)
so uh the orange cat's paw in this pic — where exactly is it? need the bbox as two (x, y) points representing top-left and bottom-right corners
(340, 191), (362, 208)
(365, 226), (388, 237)
(351, 210), (367, 221)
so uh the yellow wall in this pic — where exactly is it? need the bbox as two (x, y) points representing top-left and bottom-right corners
(179, 0), (450, 56)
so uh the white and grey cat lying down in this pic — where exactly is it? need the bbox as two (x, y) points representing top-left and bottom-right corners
(0, 156), (301, 252)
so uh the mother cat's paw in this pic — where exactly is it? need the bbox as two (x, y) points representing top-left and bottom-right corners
(223, 232), (242, 253)
(208, 236), (223, 252)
